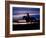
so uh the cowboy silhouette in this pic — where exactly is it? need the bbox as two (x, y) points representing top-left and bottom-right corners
(23, 13), (30, 22)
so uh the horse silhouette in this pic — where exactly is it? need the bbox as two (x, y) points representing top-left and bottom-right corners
(23, 13), (36, 22)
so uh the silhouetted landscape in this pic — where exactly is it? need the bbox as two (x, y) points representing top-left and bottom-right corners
(13, 15), (40, 31)
(12, 7), (40, 31)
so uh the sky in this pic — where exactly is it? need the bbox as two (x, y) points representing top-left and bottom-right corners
(13, 7), (40, 15)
